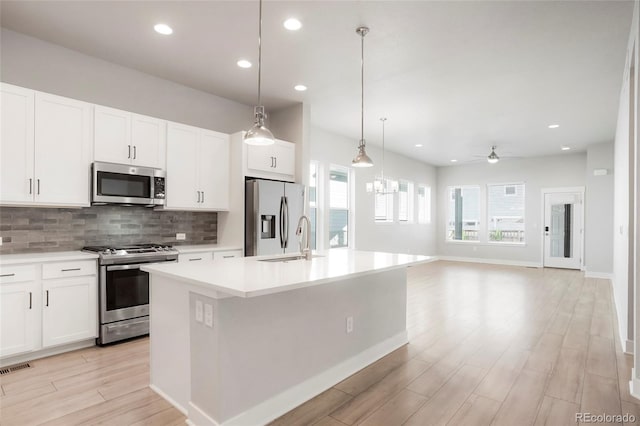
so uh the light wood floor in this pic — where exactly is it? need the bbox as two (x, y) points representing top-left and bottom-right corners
(1, 261), (637, 425)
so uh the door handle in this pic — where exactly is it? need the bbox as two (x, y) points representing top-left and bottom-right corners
(45, 290), (49, 307)
(271, 156), (275, 168)
(279, 196), (285, 249)
(0, 273), (15, 278)
(29, 178), (32, 195)
(274, 156), (277, 169)
(29, 292), (32, 309)
(283, 196), (289, 248)
(197, 191), (201, 203)
(133, 145), (137, 159)
(202, 191), (205, 203)
(188, 258), (202, 261)
(37, 179), (40, 195)
(128, 145), (131, 159)
(61, 268), (81, 272)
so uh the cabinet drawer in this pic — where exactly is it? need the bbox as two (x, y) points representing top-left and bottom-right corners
(42, 260), (96, 279)
(0, 265), (37, 284)
(213, 250), (243, 260)
(178, 252), (214, 263)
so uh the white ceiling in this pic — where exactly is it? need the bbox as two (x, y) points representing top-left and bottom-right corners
(0, 1), (633, 166)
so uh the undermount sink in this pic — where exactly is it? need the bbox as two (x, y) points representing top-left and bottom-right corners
(259, 254), (324, 263)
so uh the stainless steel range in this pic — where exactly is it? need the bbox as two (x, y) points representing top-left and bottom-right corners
(83, 243), (179, 345)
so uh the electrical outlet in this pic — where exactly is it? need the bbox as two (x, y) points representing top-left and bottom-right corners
(346, 316), (354, 334)
(195, 300), (203, 323)
(204, 303), (214, 328)
(176, 233), (186, 240)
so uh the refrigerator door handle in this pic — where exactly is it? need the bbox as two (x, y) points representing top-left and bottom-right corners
(283, 196), (289, 248)
(279, 196), (285, 248)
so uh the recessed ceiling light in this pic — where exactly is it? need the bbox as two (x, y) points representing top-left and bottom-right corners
(561, 146), (571, 151)
(415, 144), (423, 148)
(154, 23), (173, 35)
(237, 59), (252, 69)
(294, 84), (307, 91)
(548, 124), (560, 129)
(283, 18), (302, 31)
(450, 159), (458, 163)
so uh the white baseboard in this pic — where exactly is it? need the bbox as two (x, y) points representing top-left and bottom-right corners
(584, 271), (614, 279)
(187, 331), (408, 426)
(437, 256), (542, 268)
(0, 339), (95, 368)
(150, 384), (188, 416)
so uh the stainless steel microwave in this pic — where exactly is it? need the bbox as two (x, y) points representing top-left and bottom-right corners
(92, 162), (165, 206)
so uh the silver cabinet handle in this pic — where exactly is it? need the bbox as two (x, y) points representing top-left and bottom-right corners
(274, 156), (277, 169)
(197, 191), (201, 203)
(189, 258), (202, 261)
(45, 290), (49, 307)
(29, 292), (32, 309)
(133, 145), (137, 159)
(223, 255), (234, 258)
(128, 145), (131, 158)
(37, 179), (40, 195)
(29, 178), (32, 194)
(61, 268), (81, 272)
(0, 273), (15, 277)
(202, 191), (205, 203)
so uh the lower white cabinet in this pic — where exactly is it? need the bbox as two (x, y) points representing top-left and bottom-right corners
(213, 250), (243, 260)
(42, 275), (97, 348)
(0, 259), (97, 360)
(178, 251), (214, 263)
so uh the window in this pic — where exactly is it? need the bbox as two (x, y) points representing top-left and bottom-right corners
(417, 185), (431, 224)
(309, 162), (318, 250)
(398, 180), (414, 222)
(329, 166), (350, 248)
(374, 179), (394, 222)
(488, 183), (525, 243)
(447, 186), (480, 241)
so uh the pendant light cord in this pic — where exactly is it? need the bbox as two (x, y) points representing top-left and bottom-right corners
(360, 29), (364, 147)
(381, 118), (386, 182)
(257, 0), (263, 107)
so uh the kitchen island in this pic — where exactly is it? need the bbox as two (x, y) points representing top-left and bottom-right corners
(142, 249), (431, 426)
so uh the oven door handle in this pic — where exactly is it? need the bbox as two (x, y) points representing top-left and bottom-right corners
(106, 264), (144, 271)
(106, 320), (148, 330)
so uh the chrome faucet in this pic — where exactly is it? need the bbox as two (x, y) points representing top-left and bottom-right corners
(295, 215), (312, 260)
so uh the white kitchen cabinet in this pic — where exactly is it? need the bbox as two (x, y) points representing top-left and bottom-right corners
(42, 275), (97, 348)
(178, 251), (214, 263)
(245, 139), (295, 181)
(0, 266), (39, 358)
(0, 84), (93, 207)
(212, 249), (243, 260)
(0, 83), (35, 204)
(94, 105), (166, 169)
(166, 122), (230, 211)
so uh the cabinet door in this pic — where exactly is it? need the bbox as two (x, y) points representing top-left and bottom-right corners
(0, 84), (35, 204)
(212, 250), (243, 260)
(42, 276), (97, 348)
(0, 281), (38, 358)
(272, 141), (295, 177)
(246, 145), (275, 174)
(178, 251), (214, 262)
(132, 113), (166, 168)
(166, 123), (200, 209)
(94, 105), (131, 164)
(34, 92), (92, 206)
(199, 131), (230, 210)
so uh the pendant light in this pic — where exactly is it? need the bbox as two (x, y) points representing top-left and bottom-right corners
(352, 26), (373, 168)
(244, 0), (275, 146)
(487, 145), (500, 164)
(366, 118), (398, 193)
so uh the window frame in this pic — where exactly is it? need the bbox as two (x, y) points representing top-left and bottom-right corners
(445, 185), (481, 243)
(487, 182), (526, 245)
(398, 180), (414, 223)
(328, 164), (352, 249)
(417, 184), (431, 224)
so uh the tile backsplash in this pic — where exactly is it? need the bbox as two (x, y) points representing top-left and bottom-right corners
(0, 205), (217, 254)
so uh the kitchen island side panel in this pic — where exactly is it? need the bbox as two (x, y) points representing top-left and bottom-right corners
(189, 268), (407, 425)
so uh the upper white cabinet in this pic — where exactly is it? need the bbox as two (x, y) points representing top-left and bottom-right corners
(94, 105), (166, 169)
(166, 122), (230, 211)
(0, 83), (92, 207)
(245, 139), (295, 182)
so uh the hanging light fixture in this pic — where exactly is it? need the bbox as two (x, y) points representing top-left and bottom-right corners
(352, 26), (373, 168)
(244, 0), (275, 146)
(487, 145), (500, 164)
(366, 118), (398, 193)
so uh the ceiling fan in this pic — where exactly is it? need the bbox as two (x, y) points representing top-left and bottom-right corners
(460, 145), (519, 164)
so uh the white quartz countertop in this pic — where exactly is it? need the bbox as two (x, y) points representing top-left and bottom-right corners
(173, 244), (242, 254)
(142, 249), (433, 298)
(0, 251), (99, 265)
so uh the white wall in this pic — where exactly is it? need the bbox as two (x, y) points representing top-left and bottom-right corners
(0, 28), (253, 134)
(436, 154), (587, 266)
(584, 143), (615, 275)
(310, 126), (437, 256)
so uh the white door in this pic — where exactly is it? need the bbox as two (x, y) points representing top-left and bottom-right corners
(0, 83), (35, 204)
(42, 276), (97, 348)
(131, 113), (165, 168)
(543, 192), (583, 269)
(34, 92), (92, 206)
(199, 130), (229, 210)
(94, 105), (131, 164)
(0, 281), (38, 357)
(166, 123), (200, 209)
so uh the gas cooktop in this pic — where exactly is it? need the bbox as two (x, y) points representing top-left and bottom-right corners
(83, 243), (179, 264)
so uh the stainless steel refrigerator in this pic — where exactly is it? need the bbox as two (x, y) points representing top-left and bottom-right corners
(245, 179), (305, 256)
